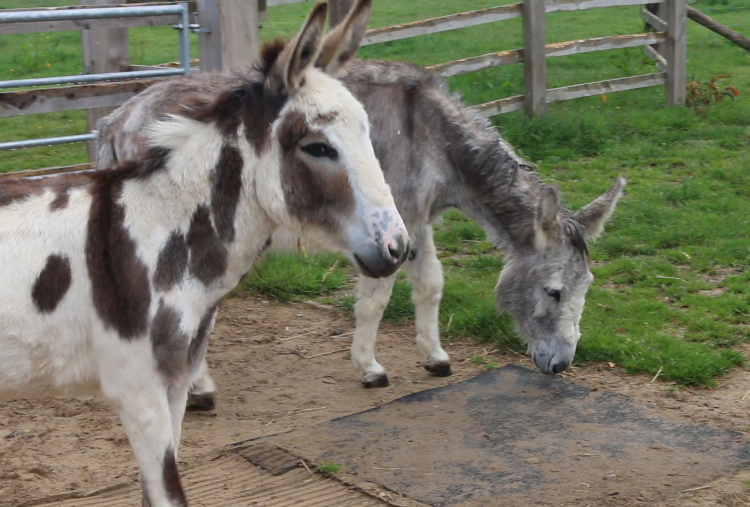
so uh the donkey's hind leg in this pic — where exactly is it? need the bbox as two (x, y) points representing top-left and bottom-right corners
(187, 358), (217, 411)
(403, 224), (451, 377)
(187, 307), (219, 411)
(351, 273), (398, 387)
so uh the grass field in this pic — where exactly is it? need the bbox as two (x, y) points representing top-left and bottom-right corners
(1, 0), (749, 386)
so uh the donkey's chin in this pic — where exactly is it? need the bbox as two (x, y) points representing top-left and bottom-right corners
(352, 248), (407, 278)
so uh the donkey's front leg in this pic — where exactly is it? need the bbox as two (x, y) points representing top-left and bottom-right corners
(100, 361), (187, 506)
(403, 225), (451, 376)
(351, 273), (398, 387)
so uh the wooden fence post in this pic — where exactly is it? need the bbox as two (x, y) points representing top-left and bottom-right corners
(522, 0), (546, 116)
(664, 0), (687, 105)
(329, 0), (354, 28)
(197, 0), (260, 72)
(81, 0), (129, 163)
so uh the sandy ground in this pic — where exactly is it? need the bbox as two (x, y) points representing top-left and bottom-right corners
(1, 293), (749, 506)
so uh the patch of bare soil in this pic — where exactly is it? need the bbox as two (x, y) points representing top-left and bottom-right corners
(1, 293), (748, 506)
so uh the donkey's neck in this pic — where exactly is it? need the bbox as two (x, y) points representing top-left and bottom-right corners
(121, 123), (277, 297)
(440, 109), (543, 253)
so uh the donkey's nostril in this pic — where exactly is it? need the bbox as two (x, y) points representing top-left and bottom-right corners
(388, 245), (400, 261)
(386, 235), (409, 264)
(551, 360), (570, 375)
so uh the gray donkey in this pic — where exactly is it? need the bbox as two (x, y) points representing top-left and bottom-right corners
(97, 26), (625, 408)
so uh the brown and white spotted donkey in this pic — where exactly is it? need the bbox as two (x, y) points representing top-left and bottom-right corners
(0, 2), (408, 505)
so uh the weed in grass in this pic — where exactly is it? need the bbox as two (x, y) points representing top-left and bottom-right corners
(483, 361), (500, 371)
(470, 354), (486, 366)
(470, 353), (499, 371)
(686, 75), (740, 114)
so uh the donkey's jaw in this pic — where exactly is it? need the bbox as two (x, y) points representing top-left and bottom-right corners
(346, 207), (409, 278)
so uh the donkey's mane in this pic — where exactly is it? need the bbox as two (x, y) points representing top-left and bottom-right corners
(466, 138), (587, 256)
(255, 38), (287, 76)
(425, 71), (587, 256)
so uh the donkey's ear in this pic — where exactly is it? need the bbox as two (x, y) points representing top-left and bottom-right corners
(573, 176), (626, 240)
(275, 2), (328, 92)
(534, 185), (561, 251)
(316, 0), (371, 75)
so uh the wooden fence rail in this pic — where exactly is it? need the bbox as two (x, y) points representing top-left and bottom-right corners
(0, 0), (687, 174)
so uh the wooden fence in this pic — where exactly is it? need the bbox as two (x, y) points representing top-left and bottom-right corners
(0, 0), (687, 174)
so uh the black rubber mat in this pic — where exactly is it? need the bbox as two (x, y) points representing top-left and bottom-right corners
(264, 365), (750, 506)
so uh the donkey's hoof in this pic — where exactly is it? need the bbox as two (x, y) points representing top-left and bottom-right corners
(186, 393), (216, 412)
(424, 361), (452, 377)
(362, 372), (389, 388)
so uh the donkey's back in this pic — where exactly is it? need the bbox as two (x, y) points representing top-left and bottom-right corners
(97, 69), (250, 169)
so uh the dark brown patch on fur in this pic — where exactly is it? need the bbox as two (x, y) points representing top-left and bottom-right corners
(256, 39), (287, 77)
(186, 205), (228, 286)
(49, 174), (91, 211)
(0, 179), (45, 207)
(152, 40), (288, 157)
(153, 232), (188, 291)
(86, 169), (152, 339)
(49, 188), (71, 211)
(169, 95), (212, 117)
(188, 304), (219, 367)
(151, 300), (189, 380)
(180, 82), (288, 156)
(31, 254), (72, 313)
(0, 173), (89, 210)
(278, 111), (355, 232)
(162, 446), (187, 506)
(211, 144), (244, 242)
(135, 146), (172, 179)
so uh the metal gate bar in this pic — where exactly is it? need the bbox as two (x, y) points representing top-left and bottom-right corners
(0, 3), (191, 152)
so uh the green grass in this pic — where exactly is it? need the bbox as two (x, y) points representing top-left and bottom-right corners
(239, 252), (350, 302)
(316, 461), (342, 475)
(1, 1), (749, 386)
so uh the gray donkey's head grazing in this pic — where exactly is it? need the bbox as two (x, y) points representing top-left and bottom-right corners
(493, 176), (626, 375)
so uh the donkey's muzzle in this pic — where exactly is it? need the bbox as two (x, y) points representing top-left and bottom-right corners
(353, 232), (409, 278)
(533, 350), (572, 376)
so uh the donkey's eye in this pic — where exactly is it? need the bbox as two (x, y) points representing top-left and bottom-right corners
(545, 288), (561, 302)
(301, 142), (338, 160)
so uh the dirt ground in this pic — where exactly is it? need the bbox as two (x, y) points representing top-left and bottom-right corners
(1, 293), (749, 506)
